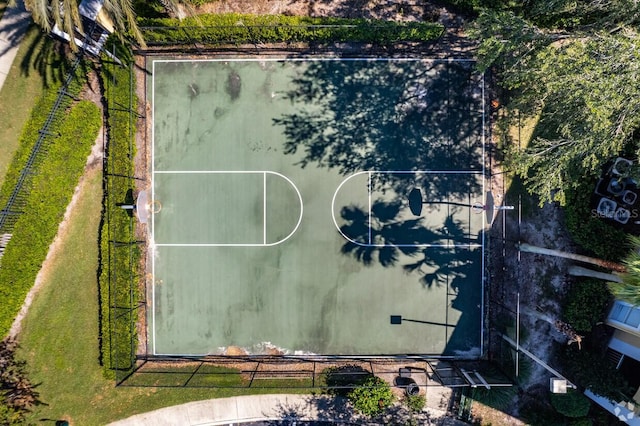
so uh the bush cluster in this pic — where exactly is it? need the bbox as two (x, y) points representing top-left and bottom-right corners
(0, 67), (100, 337)
(561, 346), (630, 402)
(98, 46), (141, 378)
(563, 179), (628, 261)
(562, 278), (612, 334)
(550, 389), (591, 418)
(347, 376), (394, 417)
(139, 14), (444, 45)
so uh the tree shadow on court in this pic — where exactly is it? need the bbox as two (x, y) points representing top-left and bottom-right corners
(442, 263), (483, 356)
(274, 59), (484, 200)
(339, 199), (436, 267)
(339, 199), (480, 285)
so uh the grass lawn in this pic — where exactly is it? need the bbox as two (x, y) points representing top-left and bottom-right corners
(17, 167), (312, 425)
(0, 26), (58, 188)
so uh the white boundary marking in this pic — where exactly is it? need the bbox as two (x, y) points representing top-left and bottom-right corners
(263, 172), (267, 245)
(151, 59), (157, 355)
(150, 58), (485, 356)
(152, 58), (477, 65)
(331, 170), (483, 248)
(480, 72), (486, 356)
(152, 170), (304, 247)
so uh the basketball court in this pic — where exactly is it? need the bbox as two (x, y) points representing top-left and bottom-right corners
(146, 58), (487, 357)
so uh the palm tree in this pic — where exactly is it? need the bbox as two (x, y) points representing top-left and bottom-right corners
(519, 243), (626, 272)
(23, 0), (187, 49)
(608, 235), (640, 305)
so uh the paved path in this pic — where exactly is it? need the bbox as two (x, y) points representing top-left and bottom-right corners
(108, 394), (357, 426)
(0, 0), (31, 91)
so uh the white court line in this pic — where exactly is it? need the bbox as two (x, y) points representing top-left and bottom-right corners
(480, 72), (486, 356)
(152, 58), (478, 65)
(151, 59), (157, 356)
(332, 170), (484, 248)
(151, 170), (304, 247)
(263, 172), (267, 245)
(368, 171), (372, 245)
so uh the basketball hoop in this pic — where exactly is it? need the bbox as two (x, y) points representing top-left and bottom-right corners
(150, 200), (162, 214)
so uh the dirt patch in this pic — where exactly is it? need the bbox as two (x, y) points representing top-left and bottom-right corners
(487, 135), (582, 418)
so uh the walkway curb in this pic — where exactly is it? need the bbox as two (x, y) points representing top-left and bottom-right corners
(0, 0), (31, 91)
(108, 394), (352, 426)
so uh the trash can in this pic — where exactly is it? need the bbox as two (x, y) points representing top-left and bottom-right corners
(405, 382), (419, 396)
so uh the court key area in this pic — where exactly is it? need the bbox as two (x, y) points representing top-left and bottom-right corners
(148, 58), (487, 357)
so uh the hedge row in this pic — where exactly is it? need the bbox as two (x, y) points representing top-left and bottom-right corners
(139, 14), (444, 45)
(0, 92), (101, 337)
(98, 49), (140, 379)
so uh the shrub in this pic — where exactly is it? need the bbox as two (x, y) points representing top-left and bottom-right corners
(98, 43), (140, 379)
(563, 179), (627, 261)
(561, 346), (630, 402)
(471, 385), (517, 411)
(348, 376), (394, 417)
(404, 393), (426, 413)
(550, 389), (591, 418)
(562, 278), (612, 334)
(139, 14), (444, 45)
(322, 364), (372, 396)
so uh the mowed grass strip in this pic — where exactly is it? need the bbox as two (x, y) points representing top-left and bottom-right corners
(18, 169), (313, 425)
(0, 27), (49, 188)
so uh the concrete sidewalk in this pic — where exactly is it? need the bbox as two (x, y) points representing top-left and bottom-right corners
(0, 0), (31, 91)
(108, 394), (355, 426)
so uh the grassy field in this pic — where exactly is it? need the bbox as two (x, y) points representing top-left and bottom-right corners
(17, 167), (311, 425)
(0, 27), (54, 188)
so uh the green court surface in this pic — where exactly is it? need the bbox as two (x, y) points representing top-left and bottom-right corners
(149, 58), (486, 357)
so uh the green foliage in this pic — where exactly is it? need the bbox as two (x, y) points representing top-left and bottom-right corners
(0, 338), (41, 424)
(520, 397), (568, 426)
(471, 384), (517, 411)
(139, 14), (444, 45)
(562, 346), (630, 402)
(0, 63), (99, 337)
(347, 376), (394, 417)
(522, 0), (640, 30)
(185, 0), (215, 6)
(550, 389), (591, 418)
(321, 365), (372, 396)
(563, 279), (612, 334)
(403, 393), (426, 413)
(474, 9), (640, 206)
(469, 10), (549, 73)
(609, 235), (640, 305)
(563, 180), (628, 261)
(98, 45), (140, 379)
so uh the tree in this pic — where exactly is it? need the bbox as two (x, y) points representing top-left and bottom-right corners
(519, 243), (625, 272)
(507, 32), (640, 205)
(472, 9), (640, 205)
(22, 0), (189, 49)
(608, 235), (640, 305)
(347, 376), (394, 417)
